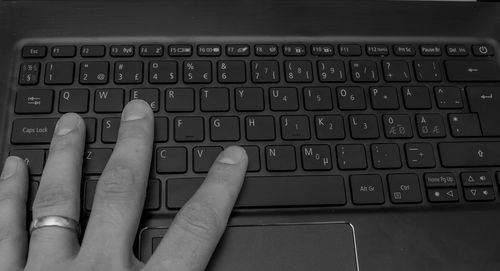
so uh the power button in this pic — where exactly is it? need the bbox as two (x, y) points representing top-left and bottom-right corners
(472, 44), (494, 56)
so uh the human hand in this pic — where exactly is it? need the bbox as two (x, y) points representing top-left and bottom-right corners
(0, 100), (248, 271)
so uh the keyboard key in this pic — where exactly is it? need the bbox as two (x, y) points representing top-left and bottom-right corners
(265, 145), (296, 171)
(110, 45), (134, 57)
(84, 180), (97, 211)
(339, 44), (361, 56)
(402, 86), (431, 109)
(84, 118), (96, 143)
(383, 114), (412, 138)
(11, 118), (57, 144)
(15, 89), (53, 114)
(449, 114), (482, 137)
(414, 60), (441, 82)
(270, 87), (298, 111)
(251, 61), (280, 83)
(22, 46), (47, 58)
(235, 88), (264, 112)
(29, 180), (39, 211)
(131, 88), (160, 112)
(154, 117), (168, 142)
(94, 88), (124, 113)
(242, 146), (261, 172)
(461, 172), (492, 187)
(472, 44), (494, 56)
(284, 61), (313, 82)
(45, 62), (74, 85)
(217, 60), (246, 83)
(445, 60), (500, 82)
(336, 144), (367, 170)
(366, 44), (389, 56)
(311, 44), (334, 56)
(446, 45), (468, 56)
(245, 116), (275, 141)
(301, 145), (332, 171)
(156, 147), (187, 173)
(464, 187), (495, 201)
(193, 146), (223, 173)
(317, 60), (346, 82)
(165, 88), (194, 112)
(370, 87), (399, 110)
(424, 173), (457, 187)
(168, 44), (192, 57)
(183, 60), (211, 83)
(139, 45), (164, 57)
(174, 117), (204, 142)
(81, 45), (106, 57)
(197, 44), (222, 56)
(303, 87), (332, 111)
(371, 144), (401, 169)
(80, 61), (109, 84)
(149, 61), (177, 84)
(59, 89), (89, 113)
(201, 88), (229, 112)
(466, 86), (500, 136)
(315, 115), (345, 140)
(350, 60), (378, 82)
(337, 87), (366, 110)
(420, 45), (442, 56)
(101, 118), (120, 143)
(255, 44), (278, 56)
(388, 174), (422, 203)
(19, 62), (40, 85)
(393, 45), (416, 56)
(167, 175), (346, 209)
(349, 115), (379, 139)
(439, 142), (500, 167)
(281, 116), (310, 140)
(382, 60), (411, 82)
(405, 143), (435, 168)
(427, 188), (459, 202)
(9, 149), (45, 175)
(115, 61), (143, 84)
(283, 44), (306, 56)
(210, 116), (240, 141)
(226, 44), (250, 56)
(83, 148), (112, 174)
(145, 180), (161, 210)
(434, 86), (463, 109)
(416, 114), (446, 138)
(350, 175), (384, 205)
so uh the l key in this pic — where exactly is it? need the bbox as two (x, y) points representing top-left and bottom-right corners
(439, 142), (500, 167)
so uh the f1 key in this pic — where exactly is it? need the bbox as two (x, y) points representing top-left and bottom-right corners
(445, 60), (500, 82)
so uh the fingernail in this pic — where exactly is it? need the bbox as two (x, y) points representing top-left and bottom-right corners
(1, 156), (19, 180)
(56, 113), (80, 136)
(123, 100), (150, 121)
(218, 146), (245, 165)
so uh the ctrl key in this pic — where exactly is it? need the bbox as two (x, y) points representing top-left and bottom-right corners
(388, 174), (422, 204)
(11, 118), (57, 144)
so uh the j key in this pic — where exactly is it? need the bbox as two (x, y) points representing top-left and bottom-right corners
(349, 115), (379, 139)
(416, 114), (446, 138)
(22, 46), (46, 58)
(9, 149), (45, 175)
(461, 172), (492, 187)
(193, 146), (223, 173)
(311, 44), (334, 56)
(131, 88), (160, 112)
(83, 149), (112, 174)
(169, 44), (192, 57)
(383, 115), (412, 138)
(156, 147), (187, 173)
(140, 45), (164, 57)
(439, 142), (500, 167)
(405, 143), (435, 168)
(464, 187), (495, 201)
(167, 175), (346, 209)
(366, 44), (389, 56)
(339, 44), (361, 56)
(350, 175), (385, 205)
(301, 145), (332, 171)
(370, 87), (399, 110)
(388, 174), (422, 203)
(45, 62), (74, 85)
(115, 61), (143, 84)
(420, 45), (442, 56)
(402, 86), (431, 109)
(449, 114), (482, 137)
(210, 116), (240, 141)
(281, 116), (310, 140)
(242, 146), (261, 172)
(201, 88), (229, 112)
(184, 61), (211, 83)
(337, 87), (366, 110)
(350, 60), (378, 82)
(110, 45), (134, 57)
(217, 60), (246, 83)
(15, 89), (53, 114)
(80, 61), (109, 84)
(382, 60), (411, 82)
(446, 45), (468, 56)
(251, 61), (280, 83)
(371, 144), (401, 169)
(19, 63), (40, 85)
(226, 44), (250, 56)
(84, 118), (96, 143)
(472, 45), (494, 56)
(235, 88), (264, 111)
(336, 144), (367, 170)
(265, 145), (296, 171)
(197, 44), (222, 56)
(255, 44), (278, 56)
(11, 118), (57, 144)
(424, 173), (457, 187)
(59, 89), (89, 113)
(466, 86), (500, 136)
(414, 60), (441, 82)
(81, 45), (105, 57)
(165, 88), (194, 112)
(283, 44), (306, 56)
(154, 117), (168, 142)
(434, 86), (463, 109)
(393, 45), (416, 56)
(317, 60), (346, 82)
(149, 61), (177, 84)
(245, 116), (275, 141)
(303, 87), (333, 111)
(427, 188), (459, 202)
(94, 88), (124, 113)
(315, 115), (345, 140)
(445, 60), (500, 82)
(270, 87), (298, 111)
(284, 61), (313, 82)
(101, 118), (120, 143)
(174, 117), (204, 142)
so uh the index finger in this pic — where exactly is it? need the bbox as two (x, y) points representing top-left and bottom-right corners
(144, 146), (247, 271)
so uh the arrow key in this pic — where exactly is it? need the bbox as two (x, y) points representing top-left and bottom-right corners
(464, 187), (495, 201)
(461, 172), (492, 187)
(427, 188), (459, 202)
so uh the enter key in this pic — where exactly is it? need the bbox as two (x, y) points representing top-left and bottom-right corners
(467, 86), (500, 136)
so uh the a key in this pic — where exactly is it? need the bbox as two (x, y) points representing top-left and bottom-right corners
(154, 117), (168, 142)
(210, 116), (240, 141)
(11, 118), (56, 144)
(402, 86), (431, 109)
(115, 61), (143, 84)
(370, 87), (399, 110)
(197, 44), (222, 56)
(242, 146), (261, 172)
(101, 118), (120, 143)
(184, 60), (211, 83)
(22, 46), (46, 58)
(131, 88), (160, 112)
(45, 62), (74, 85)
(414, 60), (441, 82)
(149, 61), (177, 84)
(255, 44), (278, 56)
(317, 60), (346, 82)
(226, 44), (250, 56)
(83, 149), (112, 174)
(366, 44), (389, 56)
(336, 144), (367, 170)
(9, 149), (45, 175)
(15, 89), (53, 114)
(350, 60), (378, 82)
(84, 118), (97, 143)
(388, 174), (422, 203)
(144, 180), (161, 210)
(349, 115), (379, 139)
(156, 147), (187, 173)
(217, 60), (246, 83)
(235, 88), (264, 111)
(405, 143), (435, 168)
(265, 145), (296, 171)
(466, 86), (500, 136)
(461, 172), (492, 187)
(371, 144), (401, 169)
(201, 88), (229, 112)
(165, 88), (194, 112)
(301, 145), (332, 170)
(110, 45), (135, 57)
(350, 175), (385, 205)
(420, 45), (442, 56)
(245, 116), (275, 141)
(303, 87), (333, 111)
(59, 89), (89, 113)
(19, 62), (40, 85)
(446, 45), (468, 56)
(251, 61), (279, 83)
(382, 60), (411, 82)
(449, 114), (482, 137)
(284, 61), (313, 82)
(393, 45), (416, 56)
(337, 87), (366, 110)
(193, 146), (223, 173)
(174, 117), (204, 142)
(315, 115), (345, 140)
(140, 45), (164, 57)
(472, 45), (494, 56)
(80, 61), (109, 84)
(28, 180), (39, 211)
(169, 44), (192, 57)
(94, 88), (124, 113)
(445, 60), (500, 82)
(439, 142), (500, 167)
(81, 45), (105, 57)
(311, 44), (334, 56)
(339, 44), (361, 56)
(383, 114), (412, 138)
(427, 188), (459, 202)
(464, 187), (495, 201)
(280, 116), (310, 140)
(434, 86), (463, 109)
(416, 114), (446, 138)
(424, 173), (457, 187)
(270, 87), (299, 111)
(283, 44), (306, 56)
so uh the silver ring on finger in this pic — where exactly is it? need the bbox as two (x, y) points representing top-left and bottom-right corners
(30, 215), (81, 237)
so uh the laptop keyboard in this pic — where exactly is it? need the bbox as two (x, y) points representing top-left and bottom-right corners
(8, 42), (500, 214)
